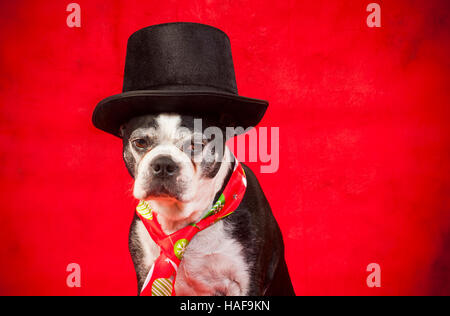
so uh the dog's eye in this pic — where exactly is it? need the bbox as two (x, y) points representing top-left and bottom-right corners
(190, 141), (206, 155)
(133, 139), (148, 149)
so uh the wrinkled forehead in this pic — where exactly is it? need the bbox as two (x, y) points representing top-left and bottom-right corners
(124, 114), (200, 141)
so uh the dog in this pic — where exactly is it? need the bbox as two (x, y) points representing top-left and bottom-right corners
(121, 113), (295, 296)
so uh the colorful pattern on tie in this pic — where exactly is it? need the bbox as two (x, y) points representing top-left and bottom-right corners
(136, 160), (247, 296)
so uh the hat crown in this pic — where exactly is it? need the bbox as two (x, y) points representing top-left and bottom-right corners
(123, 22), (238, 94)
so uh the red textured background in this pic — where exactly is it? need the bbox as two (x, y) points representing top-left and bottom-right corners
(0, 0), (449, 296)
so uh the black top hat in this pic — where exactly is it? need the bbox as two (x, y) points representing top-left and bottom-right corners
(92, 22), (268, 137)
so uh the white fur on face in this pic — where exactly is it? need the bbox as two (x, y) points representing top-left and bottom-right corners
(129, 114), (232, 233)
(133, 143), (194, 200)
(152, 147), (232, 233)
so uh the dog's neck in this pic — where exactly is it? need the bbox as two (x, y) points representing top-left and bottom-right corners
(146, 148), (234, 235)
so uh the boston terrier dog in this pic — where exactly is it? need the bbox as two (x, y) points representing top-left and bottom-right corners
(121, 113), (295, 296)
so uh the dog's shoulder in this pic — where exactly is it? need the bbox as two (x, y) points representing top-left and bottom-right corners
(224, 162), (286, 295)
(241, 163), (270, 205)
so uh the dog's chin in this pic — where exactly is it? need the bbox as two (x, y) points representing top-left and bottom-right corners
(134, 185), (186, 203)
(142, 193), (196, 222)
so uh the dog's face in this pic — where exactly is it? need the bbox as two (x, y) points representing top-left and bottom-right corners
(120, 113), (228, 220)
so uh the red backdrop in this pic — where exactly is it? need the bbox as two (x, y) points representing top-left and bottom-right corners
(0, 0), (449, 295)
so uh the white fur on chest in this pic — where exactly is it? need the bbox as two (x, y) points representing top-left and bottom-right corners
(134, 219), (250, 296)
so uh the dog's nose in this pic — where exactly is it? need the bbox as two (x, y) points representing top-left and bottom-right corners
(150, 156), (179, 177)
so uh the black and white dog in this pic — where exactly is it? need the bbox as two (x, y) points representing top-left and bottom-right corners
(120, 113), (295, 296)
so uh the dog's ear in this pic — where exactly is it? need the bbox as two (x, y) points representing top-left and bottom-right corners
(219, 113), (237, 140)
(119, 124), (127, 139)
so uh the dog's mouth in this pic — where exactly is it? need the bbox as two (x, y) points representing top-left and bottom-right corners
(147, 187), (176, 199)
(141, 181), (185, 202)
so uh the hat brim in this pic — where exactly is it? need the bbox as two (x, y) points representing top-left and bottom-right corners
(92, 90), (269, 137)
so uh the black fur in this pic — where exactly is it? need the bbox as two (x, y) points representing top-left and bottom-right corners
(128, 214), (148, 294)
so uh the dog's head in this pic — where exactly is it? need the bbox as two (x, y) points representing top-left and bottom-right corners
(120, 113), (231, 220)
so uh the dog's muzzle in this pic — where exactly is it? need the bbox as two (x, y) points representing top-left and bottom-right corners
(134, 152), (187, 201)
